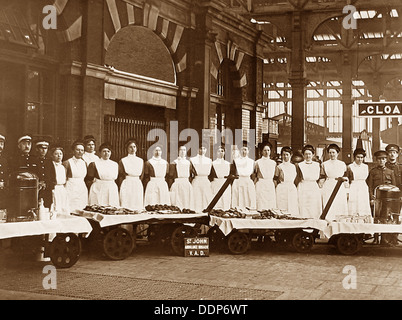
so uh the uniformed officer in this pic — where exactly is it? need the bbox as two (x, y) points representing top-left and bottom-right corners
(385, 144), (402, 189)
(10, 135), (38, 175)
(367, 150), (396, 204)
(35, 139), (53, 208)
(0, 134), (7, 212)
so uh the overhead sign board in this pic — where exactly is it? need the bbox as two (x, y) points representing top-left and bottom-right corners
(358, 102), (402, 117)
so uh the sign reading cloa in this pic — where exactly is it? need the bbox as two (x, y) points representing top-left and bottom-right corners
(184, 237), (209, 257)
(358, 102), (402, 117)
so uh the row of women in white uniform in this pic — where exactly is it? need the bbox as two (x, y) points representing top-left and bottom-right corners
(56, 139), (370, 221)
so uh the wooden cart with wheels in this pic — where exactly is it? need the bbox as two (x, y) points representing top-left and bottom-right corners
(325, 222), (402, 255)
(0, 215), (93, 268)
(205, 173), (327, 255)
(74, 209), (209, 259)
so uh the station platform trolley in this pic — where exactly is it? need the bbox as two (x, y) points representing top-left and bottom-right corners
(204, 174), (329, 255)
(74, 207), (209, 260)
(325, 184), (402, 255)
(1, 171), (92, 268)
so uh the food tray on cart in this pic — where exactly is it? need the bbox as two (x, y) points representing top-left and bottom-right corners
(74, 205), (209, 228)
(209, 208), (328, 236)
(74, 205), (209, 260)
(208, 208), (329, 254)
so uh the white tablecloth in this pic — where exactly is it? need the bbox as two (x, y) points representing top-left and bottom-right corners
(209, 216), (329, 236)
(76, 210), (209, 228)
(325, 222), (402, 238)
(0, 215), (93, 240)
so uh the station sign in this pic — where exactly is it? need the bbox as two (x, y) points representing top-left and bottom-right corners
(184, 237), (209, 257)
(358, 102), (402, 117)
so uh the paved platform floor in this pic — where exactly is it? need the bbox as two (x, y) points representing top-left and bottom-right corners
(0, 239), (401, 301)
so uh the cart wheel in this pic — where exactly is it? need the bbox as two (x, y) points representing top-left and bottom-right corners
(103, 227), (134, 260)
(48, 233), (81, 268)
(292, 231), (314, 253)
(170, 225), (197, 256)
(227, 231), (250, 255)
(336, 234), (362, 255)
(207, 226), (226, 251)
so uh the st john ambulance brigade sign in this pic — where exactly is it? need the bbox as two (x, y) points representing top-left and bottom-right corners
(358, 102), (402, 117)
(184, 237), (209, 257)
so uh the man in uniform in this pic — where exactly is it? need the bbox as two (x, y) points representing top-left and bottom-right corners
(10, 135), (38, 175)
(0, 134), (8, 220)
(35, 139), (53, 209)
(384, 144), (401, 245)
(385, 144), (402, 189)
(367, 150), (397, 245)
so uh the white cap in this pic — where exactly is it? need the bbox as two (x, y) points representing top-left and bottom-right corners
(18, 135), (32, 144)
(36, 141), (49, 147)
(0, 134), (5, 141)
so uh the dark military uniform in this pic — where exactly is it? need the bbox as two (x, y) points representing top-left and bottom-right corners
(10, 153), (39, 176)
(367, 166), (396, 201)
(385, 161), (402, 188)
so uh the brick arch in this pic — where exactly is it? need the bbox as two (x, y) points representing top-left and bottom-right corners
(211, 40), (247, 88)
(103, 0), (187, 74)
(105, 26), (176, 83)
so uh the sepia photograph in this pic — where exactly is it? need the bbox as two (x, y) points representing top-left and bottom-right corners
(0, 0), (401, 306)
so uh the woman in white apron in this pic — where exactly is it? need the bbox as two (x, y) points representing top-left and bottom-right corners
(210, 145), (231, 211)
(320, 144), (348, 221)
(169, 145), (194, 210)
(87, 143), (119, 207)
(63, 140), (88, 212)
(231, 144), (256, 210)
(276, 146), (299, 216)
(50, 146), (69, 215)
(347, 148), (371, 216)
(118, 139), (144, 210)
(144, 146), (170, 206)
(255, 142), (279, 211)
(296, 145), (322, 219)
(190, 145), (213, 212)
